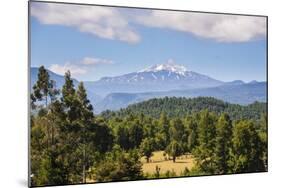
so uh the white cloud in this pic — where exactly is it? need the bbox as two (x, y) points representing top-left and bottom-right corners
(31, 2), (266, 43)
(49, 57), (114, 76)
(30, 2), (140, 43)
(136, 10), (266, 42)
(81, 57), (113, 65)
(49, 63), (87, 76)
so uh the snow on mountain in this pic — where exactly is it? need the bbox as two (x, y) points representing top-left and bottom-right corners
(140, 61), (187, 76)
(98, 62), (220, 83)
(30, 66), (266, 113)
(84, 61), (224, 96)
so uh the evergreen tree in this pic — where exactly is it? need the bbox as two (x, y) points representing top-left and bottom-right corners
(186, 114), (199, 151)
(95, 149), (143, 181)
(77, 82), (94, 121)
(194, 110), (217, 173)
(32, 66), (58, 108)
(214, 113), (232, 174)
(116, 125), (130, 150)
(93, 120), (114, 153)
(165, 140), (183, 162)
(128, 120), (144, 148)
(49, 80), (60, 102)
(76, 82), (95, 183)
(31, 100), (69, 186)
(169, 118), (186, 142)
(61, 71), (80, 122)
(159, 112), (170, 146)
(140, 138), (154, 163)
(229, 120), (265, 173)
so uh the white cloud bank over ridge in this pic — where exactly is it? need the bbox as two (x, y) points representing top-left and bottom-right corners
(31, 2), (266, 43)
(49, 57), (114, 76)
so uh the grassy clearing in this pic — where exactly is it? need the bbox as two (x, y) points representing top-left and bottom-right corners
(141, 151), (195, 176)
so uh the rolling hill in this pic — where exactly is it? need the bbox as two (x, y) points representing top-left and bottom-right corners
(101, 97), (267, 121)
(95, 81), (267, 112)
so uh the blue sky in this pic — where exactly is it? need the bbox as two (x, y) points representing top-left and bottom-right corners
(30, 2), (267, 82)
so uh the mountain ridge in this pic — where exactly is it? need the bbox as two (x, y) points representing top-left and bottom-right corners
(95, 81), (267, 112)
(30, 65), (267, 113)
(84, 62), (224, 96)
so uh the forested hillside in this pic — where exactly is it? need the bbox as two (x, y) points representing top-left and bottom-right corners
(101, 97), (267, 121)
(30, 66), (267, 187)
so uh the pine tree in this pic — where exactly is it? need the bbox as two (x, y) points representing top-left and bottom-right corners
(31, 100), (69, 186)
(214, 113), (232, 174)
(159, 112), (170, 146)
(32, 66), (58, 108)
(186, 114), (199, 152)
(165, 140), (183, 162)
(128, 120), (144, 148)
(194, 110), (217, 173)
(61, 71), (80, 122)
(77, 82), (94, 121)
(116, 125), (130, 150)
(169, 118), (186, 142)
(95, 149), (143, 181)
(140, 138), (154, 163)
(229, 120), (265, 173)
(76, 82), (95, 183)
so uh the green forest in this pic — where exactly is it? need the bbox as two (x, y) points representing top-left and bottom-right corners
(30, 66), (268, 187)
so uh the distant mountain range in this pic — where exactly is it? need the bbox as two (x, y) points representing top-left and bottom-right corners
(84, 63), (223, 97)
(31, 63), (267, 113)
(95, 81), (267, 112)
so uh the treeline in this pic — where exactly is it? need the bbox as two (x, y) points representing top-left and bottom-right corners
(101, 97), (267, 121)
(106, 108), (267, 175)
(30, 66), (267, 187)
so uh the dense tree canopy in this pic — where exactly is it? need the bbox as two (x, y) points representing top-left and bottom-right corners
(102, 97), (267, 121)
(30, 69), (268, 186)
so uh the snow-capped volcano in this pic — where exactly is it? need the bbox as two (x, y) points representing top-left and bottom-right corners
(140, 62), (187, 76)
(84, 61), (224, 96)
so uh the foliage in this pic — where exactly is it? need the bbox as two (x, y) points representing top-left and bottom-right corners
(140, 138), (155, 163)
(30, 69), (268, 186)
(193, 110), (217, 173)
(228, 120), (265, 173)
(104, 97), (267, 121)
(94, 149), (143, 182)
(31, 66), (59, 108)
(213, 113), (232, 174)
(165, 140), (184, 162)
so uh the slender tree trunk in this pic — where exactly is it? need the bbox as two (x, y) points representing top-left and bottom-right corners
(45, 94), (48, 108)
(146, 157), (149, 163)
(51, 124), (54, 145)
(46, 120), (50, 151)
(173, 156), (176, 163)
(82, 125), (86, 184)
(83, 146), (86, 183)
